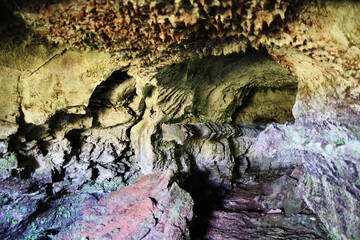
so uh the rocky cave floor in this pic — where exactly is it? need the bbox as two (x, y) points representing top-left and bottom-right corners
(0, 117), (329, 239)
(0, 151), (329, 240)
(184, 167), (328, 240)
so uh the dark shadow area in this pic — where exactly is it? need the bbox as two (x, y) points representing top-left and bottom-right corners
(63, 129), (84, 165)
(51, 167), (65, 183)
(182, 171), (225, 240)
(37, 229), (61, 240)
(233, 86), (298, 124)
(87, 69), (132, 127)
(48, 111), (88, 134)
(182, 166), (329, 239)
(8, 107), (49, 152)
(7, 0), (69, 9)
(37, 139), (51, 156)
(181, 171), (227, 240)
(16, 153), (39, 178)
(1, 188), (69, 240)
(0, 0), (26, 39)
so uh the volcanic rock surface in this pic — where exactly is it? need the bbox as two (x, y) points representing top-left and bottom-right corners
(55, 168), (193, 240)
(0, 0), (360, 239)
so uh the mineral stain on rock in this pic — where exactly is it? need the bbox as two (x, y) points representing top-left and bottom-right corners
(55, 168), (193, 240)
(0, 0), (360, 239)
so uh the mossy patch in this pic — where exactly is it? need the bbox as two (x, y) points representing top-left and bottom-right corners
(0, 152), (17, 178)
(142, 84), (155, 98)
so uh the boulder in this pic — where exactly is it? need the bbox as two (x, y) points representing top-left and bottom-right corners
(55, 168), (193, 240)
(21, 50), (116, 125)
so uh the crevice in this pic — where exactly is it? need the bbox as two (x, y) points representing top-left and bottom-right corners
(125, 97), (146, 139)
(8, 95), (48, 153)
(139, 228), (152, 240)
(87, 68), (132, 127)
(28, 49), (67, 77)
(63, 129), (84, 165)
(51, 167), (65, 183)
(7, 189), (69, 240)
(16, 153), (39, 179)
(149, 197), (158, 206)
(16, 75), (21, 109)
(89, 161), (99, 181)
(181, 160), (224, 240)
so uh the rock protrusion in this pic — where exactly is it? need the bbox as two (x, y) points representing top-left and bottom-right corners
(55, 168), (193, 240)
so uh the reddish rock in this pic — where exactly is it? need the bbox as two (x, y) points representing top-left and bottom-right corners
(55, 168), (193, 240)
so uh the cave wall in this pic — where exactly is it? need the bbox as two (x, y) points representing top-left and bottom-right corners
(264, 1), (360, 124)
(0, 0), (360, 239)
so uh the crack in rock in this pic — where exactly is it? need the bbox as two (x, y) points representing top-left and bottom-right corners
(28, 49), (67, 77)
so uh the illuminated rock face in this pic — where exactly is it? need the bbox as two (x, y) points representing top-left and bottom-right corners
(55, 169), (193, 240)
(0, 0), (360, 239)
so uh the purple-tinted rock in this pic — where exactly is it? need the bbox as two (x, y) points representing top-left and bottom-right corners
(55, 168), (193, 240)
(205, 211), (326, 240)
(223, 174), (303, 214)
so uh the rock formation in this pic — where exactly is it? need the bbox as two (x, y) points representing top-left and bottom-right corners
(0, 0), (359, 239)
(55, 168), (193, 240)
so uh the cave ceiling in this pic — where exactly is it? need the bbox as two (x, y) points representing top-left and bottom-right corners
(7, 0), (302, 58)
(1, 0), (359, 123)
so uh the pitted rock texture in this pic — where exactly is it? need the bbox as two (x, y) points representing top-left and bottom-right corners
(55, 168), (193, 240)
(18, 0), (301, 60)
(12, 0), (360, 124)
(2, 0), (360, 123)
(263, 1), (360, 122)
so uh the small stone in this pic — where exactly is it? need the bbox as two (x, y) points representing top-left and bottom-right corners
(267, 209), (282, 214)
